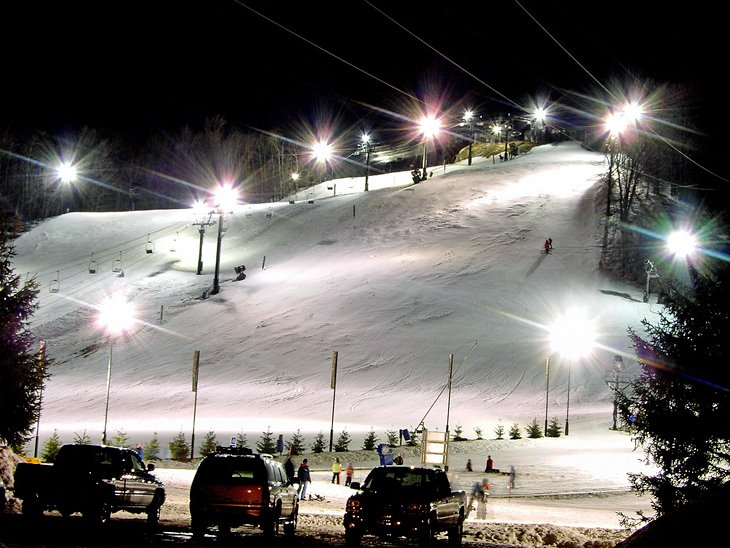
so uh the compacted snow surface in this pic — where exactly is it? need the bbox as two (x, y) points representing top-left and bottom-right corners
(4, 143), (663, 545)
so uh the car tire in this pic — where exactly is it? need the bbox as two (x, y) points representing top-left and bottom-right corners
(191, 518), (206, 540)
(85, 499), (111, 527)
(345, 528), (362, 547)
(22, 496), (42, 520)
(146, 503), (161, 527)
(448, 517), (463, 546)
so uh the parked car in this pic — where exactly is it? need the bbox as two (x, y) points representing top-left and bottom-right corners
(344, 465), (466, 547)
(189, 446), (298, 539)
(13, 444), (165, 526)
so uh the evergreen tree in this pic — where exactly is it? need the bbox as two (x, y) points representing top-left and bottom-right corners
(144, 432), (161, 460)
(0, 218), (44, 449)
(199, 431), (218, 456)
(508, 423), (522, 440)
(334, 429), (352, 452)
(362, 429), (378, 451)
(546, 417), (562, 438)
(453, 424), (466, 441)
(41, 430), (62, 462)
(286, 429), (306, 456)
(474, 426), (483, 440)
(256, 427), (277, 454)
(525, 418), (543, 439)
(311, 432), (326, 453)
(236, 432), (248, 448)
(73, 430), (91, 444)
(169, 430), (190, 460)
(618, 264), (730, 518)
(494, 423), (505, 440)
(385, 429), (399, 447)
(112, 429), (130, 447)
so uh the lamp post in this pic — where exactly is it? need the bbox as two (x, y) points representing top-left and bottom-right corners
(33, 341), (47, 459)
(55, 161), (78, 214)
(533, 107), (547, 144)
(549, 309), (596, 436)
(192, 202), (214, 275)
(97, 293), (135, 445)
(419, 115), (441, 181)
(360, 133), (372, 192)
(463, 110), (475, 166)
(211, 184), (238, 296)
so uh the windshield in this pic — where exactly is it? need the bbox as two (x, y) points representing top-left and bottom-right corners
(362, 468), (434, 492)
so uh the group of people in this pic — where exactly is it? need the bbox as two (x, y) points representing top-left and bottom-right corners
(284, 456), (356, 500)
(543, 237), (553, 254)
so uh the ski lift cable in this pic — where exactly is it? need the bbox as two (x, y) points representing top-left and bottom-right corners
(27, 221), (189, 279)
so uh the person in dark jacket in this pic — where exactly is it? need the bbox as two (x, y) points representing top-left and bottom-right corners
(297, 458), (311, 499)
(285, 456), (295, 483)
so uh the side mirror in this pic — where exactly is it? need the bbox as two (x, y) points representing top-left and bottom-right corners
(147, 463), (156, 471)
(350, 481), (361, 490)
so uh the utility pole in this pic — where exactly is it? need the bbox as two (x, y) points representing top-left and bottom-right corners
(329, 351), (338, 452)
(193, 211), (214, 275)
(605, 356), (630, 430)
(212, 210), (224, 295)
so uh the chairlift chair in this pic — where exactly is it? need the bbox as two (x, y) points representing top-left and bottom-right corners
(89, 252), (97, 274)
(145, 234), (155, 254)
(170, 231), (178, 252)
(49, 272), (60, 293)
(112, 252), (123, 273)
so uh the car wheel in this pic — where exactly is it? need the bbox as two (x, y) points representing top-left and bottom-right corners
(146, 503), (161, 527)
(345, 528), (362, 547)
(418, 516), (434, 548)
(85, 499), (111, 527)
(22, 496), (42, 519)
(448, 518), (463, 546)
(191, 518), (207, 540)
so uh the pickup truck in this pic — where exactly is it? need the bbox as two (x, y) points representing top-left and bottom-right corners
(13, 444), (165, 526)
(344, 465), (466, 547)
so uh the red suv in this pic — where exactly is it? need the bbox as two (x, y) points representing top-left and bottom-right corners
(189, 447), (298, 539)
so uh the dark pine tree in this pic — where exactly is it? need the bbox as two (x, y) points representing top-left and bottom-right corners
(618, 263), (730, 519)
(362, 429), (378, 450)
(0, 218), (44, 449)
(286, 429), (306, 456)
(256, 428), (277, 454)
(334, 429), (352, 452)
(311, 432), (326, 453)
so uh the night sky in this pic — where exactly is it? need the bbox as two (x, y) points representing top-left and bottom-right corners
(1, 1), (722, 155)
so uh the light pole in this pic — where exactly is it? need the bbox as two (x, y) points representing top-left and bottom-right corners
(33, 341), (47, 459)
(419, 115), (441, 181)
(533, 107), (547, 144)
(97, 293), (135, 445)
(360, 133), (372, 192)
(463, 110), (475, 166)
(211, 184), (238, 296)
(549, 309), (596, 436)
(544, 354), (551, 434)
(55, 161), (78, 214)
(192, 202), (214, 275)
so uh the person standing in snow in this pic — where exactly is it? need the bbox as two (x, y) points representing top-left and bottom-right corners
(297, 458), (311, 499)
(285, 455), (295, 483)
(544, 239), (551, 254)
(332, 457), (343, 484)
(345, 462), (354, 486)
(466, 478), (490, 519)
(548, 237), (553, 249)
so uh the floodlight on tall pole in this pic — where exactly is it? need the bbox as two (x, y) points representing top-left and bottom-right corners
(549, 308), (596, 436)
(463, 110), (475, 166)
(419, 115), (441, 181)
(360, 133), (372, 192)
(55, 161), (79, 213)
(667, 229), (697, 259)
(97, 293), (135, 445)
(211, 184), (238, 296)
(192, 201), (214, 275)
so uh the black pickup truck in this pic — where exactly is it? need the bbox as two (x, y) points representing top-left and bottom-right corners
(13, 444), (165, 526)
(344, 465), (466, 547)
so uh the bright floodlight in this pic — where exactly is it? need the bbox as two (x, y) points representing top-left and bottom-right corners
(463, 109), (474, 123)
(97, 293), (135, 335)
(419, 116), (441, 139)
(667, 229), (697, 258)
(550, 308), (596, 360)
(605, 112), (628, 136)
(534, 107), (547, 123)
(56, 162), (78, 184)
(491, 124), (502, 136)
(313, 140), (333, 163)
(291, 172), (300, 181)
(623, 102), (643, 124)
(361, 133), (371, 145)
(214, 184), (238, 211)
(191, 200), (210, 219)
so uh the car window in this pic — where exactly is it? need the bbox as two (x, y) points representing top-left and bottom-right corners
(196, 456), (265, 483)
(364, 469), (432, 491)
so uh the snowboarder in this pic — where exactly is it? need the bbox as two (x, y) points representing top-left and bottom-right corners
(548, 237), (553, 249)
(466, 478), (490, 519)
(544, 239), (551, 254)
